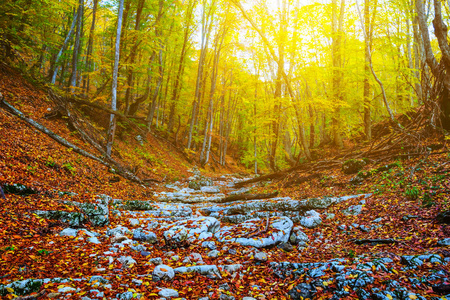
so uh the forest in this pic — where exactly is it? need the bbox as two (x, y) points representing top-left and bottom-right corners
(1, 0), (450, 299)
(3, 0), (449, 172)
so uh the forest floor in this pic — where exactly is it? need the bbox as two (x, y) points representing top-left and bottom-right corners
(0, 65), (449, 300)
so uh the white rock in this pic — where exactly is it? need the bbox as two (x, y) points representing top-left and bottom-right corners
(59, 228), (79, 237)
(106, 226), (131, 236)
(215, 216), (293, 248)
(300, 210), (322, 228)
(87, 237), (101, 244)
(158, 288), (179, 298)
(254, 252), (268, 262)
(117, 256), (136, 268)
(219, 264), (243, 273)
(153, 264), (175, 280)
(58, 286), (77, 293)
(163, 217), (220, 244)
(201, 186), (220, 194)
(189, 252), (204, 264)
(129, 219), (140, 226)
(174, 265), (221, 279)
(111, 234), (128, 244)
(207, 250), (220, 258)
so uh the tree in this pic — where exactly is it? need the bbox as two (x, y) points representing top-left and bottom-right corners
(106, 0), (125, 158)
(68, 0), (84, 92)
(415, 0), (450, 129)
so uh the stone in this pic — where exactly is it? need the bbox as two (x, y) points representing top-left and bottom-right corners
(254, 252), (268, 262)
(34, 210), (85, 227)
(133, 229), (157, 243)
(202, 241), (216, 250)
(201, 186), (220, 193)
(129, 218), (140, 226)
(0, 279), (43, 296)
(111, 234), (128, 244)
(87, 237), (101, 244)
(338, 225), (347, 231)
(174, 265), (221, 279)
(59, 228), (79, 237)
(218, 264), (243, 273)
(342, 159), (366, 175)
(437, 238), (450, 246)
(89, 276), (108, 284)
(189, 252), (204, 264)
(208, 250), (220, 258)
(300, 210), (322, 228)
(288, 283), (316, 300)
(373, 217), (382, 223)
(117, 291), (136, 300)
(119, 200), (155, 211)
(189, 176), (213, 190)
(163, 217), (220, 244)
(278, 242), (293, 252)
(343, 205), (363, 216)
(158, 288), (179, 298)
(149, 257), (163, 265)
(58, 286), (77, 293)
(117, 256), (136, 268)
(107, 226), (131, 236)
(215, 216), (293, 248)
(153, 264), (175, 280)
(78, 201), (109, 227)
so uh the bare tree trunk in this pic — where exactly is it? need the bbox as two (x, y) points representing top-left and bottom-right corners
(356, 0), (397, 125)
(69, 0), (84, 92)
(187, 0), (215, 150)
(363, 0), (372, 140)
(168, 0), (196, 133)
(51, 10), (78, 84)
(106, 0), (125, 158)
(331, 0), (345, 148)
(82, 0), (98, 94)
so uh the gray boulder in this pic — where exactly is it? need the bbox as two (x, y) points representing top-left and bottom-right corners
(33, 210), (85, 227)
(216, 216), (293, 248)
(343, 205), (363, 216)
(342, 159), (366, 175)
(299, 210), (322, 228)
(0, 279), (43, 297)
(163, 217), (220, 244)
(117, 256), (137, 268)
(288, 283), (316, 300)
(133, 229), (157, 243)
(60, 228), (79, 237)
(78, 201), (109, 227)
(153, 264), (175, 280)
(158, 288), (179, 298)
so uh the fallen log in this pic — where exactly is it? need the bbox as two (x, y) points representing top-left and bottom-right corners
(352, 238), (399, 245)
(0, 98), (142, 184)
(214, 191), (279, 203)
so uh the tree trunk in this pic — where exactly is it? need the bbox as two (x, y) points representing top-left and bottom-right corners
(331, 0), (345, 148)
(363, 0), (371, 140)
(51, 10), (78, 84)
(124, 0), (145, 114)
(82, 0), (98, 94)
(68, 0), (84, 92)
(187, 0), (215, 150)
(106, 0), (125, 158)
